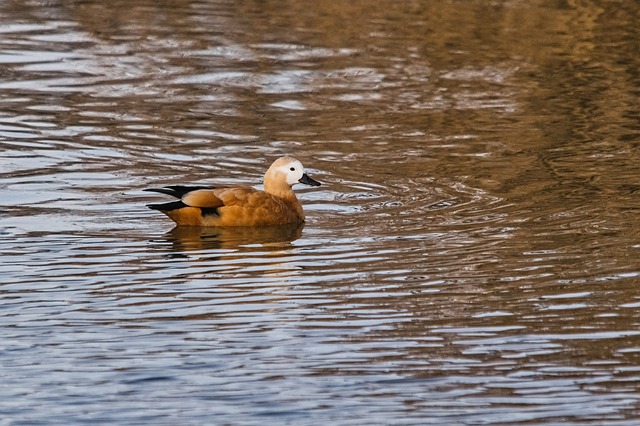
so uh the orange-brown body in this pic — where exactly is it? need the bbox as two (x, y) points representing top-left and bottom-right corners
(163, 187), (305, 226)
(145, 156), (320, 227)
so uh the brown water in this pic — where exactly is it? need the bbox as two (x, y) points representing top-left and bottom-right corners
(1, 0), (640, 424)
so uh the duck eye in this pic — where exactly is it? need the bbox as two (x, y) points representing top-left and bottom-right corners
(290, 167), (296, 171)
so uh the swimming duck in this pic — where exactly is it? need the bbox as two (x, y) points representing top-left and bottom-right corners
(145, 156), (321, 226)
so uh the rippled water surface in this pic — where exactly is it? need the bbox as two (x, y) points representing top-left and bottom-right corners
(2, 0), (640, 424)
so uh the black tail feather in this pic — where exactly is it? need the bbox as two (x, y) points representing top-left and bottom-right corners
(146, 200), (188, 211)
(147, 201), (220, 217)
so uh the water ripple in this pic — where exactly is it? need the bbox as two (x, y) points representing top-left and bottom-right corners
(2, 1), (640, 424)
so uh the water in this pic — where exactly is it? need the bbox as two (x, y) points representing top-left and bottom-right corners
(1, 0), (640, 424)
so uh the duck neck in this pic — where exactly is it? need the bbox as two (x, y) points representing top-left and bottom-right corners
(265, 181), (297, 202)
(265, 181), (304, 219)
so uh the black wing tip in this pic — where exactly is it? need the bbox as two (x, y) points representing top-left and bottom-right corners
(144, 187), (179, 197)
(144, 185), (215, 198)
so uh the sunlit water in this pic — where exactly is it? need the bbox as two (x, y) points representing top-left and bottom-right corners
(1, 0), (640, 424)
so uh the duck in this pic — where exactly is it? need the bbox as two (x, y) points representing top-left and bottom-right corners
(145, 156), (321, 227)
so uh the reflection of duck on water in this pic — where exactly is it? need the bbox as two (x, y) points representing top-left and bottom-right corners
(165, 222), (304, 252)
(145, 156), (320, 227)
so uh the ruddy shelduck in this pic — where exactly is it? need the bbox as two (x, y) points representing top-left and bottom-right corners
(145, 156), (321, 226)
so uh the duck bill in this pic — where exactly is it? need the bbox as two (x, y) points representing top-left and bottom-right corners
(298, 173), (321, 187)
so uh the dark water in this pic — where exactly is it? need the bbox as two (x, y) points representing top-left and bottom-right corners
(1, 0), (640, 424)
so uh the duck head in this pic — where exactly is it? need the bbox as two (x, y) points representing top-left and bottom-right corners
(264, 156), (321, 195)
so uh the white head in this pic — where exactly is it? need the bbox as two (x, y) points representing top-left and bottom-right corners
(278, 157), (305, 186)
(264, 156), (321, 193)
